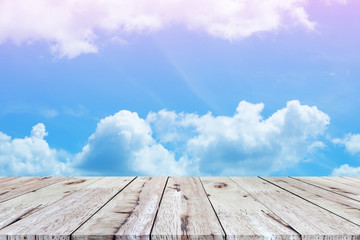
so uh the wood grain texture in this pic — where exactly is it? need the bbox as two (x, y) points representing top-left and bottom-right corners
(0, 177), (135, 240)
(0, 177), (19, 187)
(263, 177), (360, 226)
(231, 177), (360, 240)
(0, 177), (60, 189)
(346, 177), (360, 182)
(324, 177), (360, 189)
(151, 177), (225, 240)
(293, 177), (360, 201)
(72, 177), (167, 240)
(344, 177), (360, 186)
(0, 177), (68, 203)
(201, 177), (300, 240)
(0, 177), (38, 189)
(0, 177), (102, 230)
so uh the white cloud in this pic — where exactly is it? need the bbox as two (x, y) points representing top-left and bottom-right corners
(0, 0), (318, 58)
(147, 100), (330, 175)
(0, 123), (71, 176)
(331, 133), (360, 176)
(331, 164), (360, 176)
(62, 105), (89, 118)
(0, 100), (331, 176)
(322, 0), (349, 5)
(40, 108), (59, 118)
(331, 133), (360, 177)
(74, 110), (187, 176)
(333, 133), (360, 155)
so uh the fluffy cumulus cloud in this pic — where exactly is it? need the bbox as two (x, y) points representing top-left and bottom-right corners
(331, 164), (360, 176)
(0, 124), (71, 176)
(333, 134), (360, 155)
(73, 110), (187, 176)
(331, 133), (360, 177)
(0, 100), (331, 176)
(147, 100), (330, 175)
(0, 0), (320, 58)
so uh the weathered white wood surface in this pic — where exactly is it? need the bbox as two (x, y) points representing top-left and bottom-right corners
(231, 177), (360, 239)
(263, 177), (360, 226)
(345, 177), (360, 183)
(0, 177), (62, 190)
(201, 177), (300, 240)
(72, 177), (167, 240)
(0, 177), (359, 240)
(0, 177), (102, 230)
(323, 177), (360, 189)
(151, 177), (225, 240)
(0, 177), (68, 203)
(293, 177), (360, 201)
(0, 177), (20, 187)
(0, 177), (135, 240)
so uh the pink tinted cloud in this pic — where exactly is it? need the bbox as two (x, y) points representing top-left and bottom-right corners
(0, 0), (345, 58)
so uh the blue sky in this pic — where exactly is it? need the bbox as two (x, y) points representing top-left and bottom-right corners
(0, 0), (360, 176)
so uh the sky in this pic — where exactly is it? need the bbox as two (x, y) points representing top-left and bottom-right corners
(0, 0), (360, 176)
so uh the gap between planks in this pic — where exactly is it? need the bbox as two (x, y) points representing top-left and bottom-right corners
(69, 177), (138, 237)
(0, 177), (70, 203)
(199, 177), (227, 239)
(149, 176), (169, 240)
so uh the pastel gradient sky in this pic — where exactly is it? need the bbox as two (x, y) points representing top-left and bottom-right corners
(0, 0), (360, 176)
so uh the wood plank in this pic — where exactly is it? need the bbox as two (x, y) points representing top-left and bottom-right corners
(344, 177), (360, 185)
(151, 177), (225, 240)
(293, 177), (360, 201)
(263, 177), (360, 226)
(0, 177), (18, 186)
(231, 177), (360, 239)
(346, 177), (360, 182)
(0, 177), (43, 189)
(0, 177), (102, 230)
(0, 177), (135, 240)
(201, 177), (300, 240)
(324, 177), (360, 189)
(0, 177), (68, 203)
(72, 177), (167, 240)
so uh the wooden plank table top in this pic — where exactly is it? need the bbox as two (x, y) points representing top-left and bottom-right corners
(0, 177), (359, 240)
